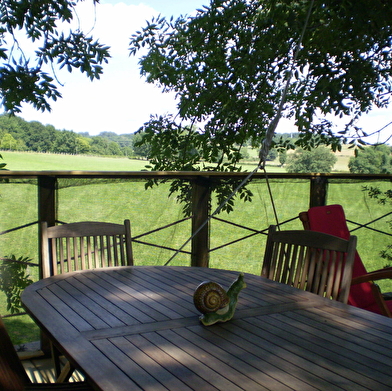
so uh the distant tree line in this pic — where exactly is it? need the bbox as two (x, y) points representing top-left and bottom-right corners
(1, 115), (390, 174)
(0, 115), (138, 157)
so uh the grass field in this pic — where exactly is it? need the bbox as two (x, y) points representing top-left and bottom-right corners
(2, 151), (148, 171)
(1, 146), (354, 172)
(1, 149), (390, 345)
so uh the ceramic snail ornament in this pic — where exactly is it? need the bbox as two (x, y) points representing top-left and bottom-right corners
(193, 273), (246, 326)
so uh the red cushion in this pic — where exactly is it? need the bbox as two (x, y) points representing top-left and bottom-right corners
(306, 204), (377, 310)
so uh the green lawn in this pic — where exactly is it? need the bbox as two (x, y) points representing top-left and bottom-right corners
(2, 151), (148, 171)
(2, 146), (353, 172)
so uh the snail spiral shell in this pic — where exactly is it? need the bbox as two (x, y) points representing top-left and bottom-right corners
(193, 281), (230, 314)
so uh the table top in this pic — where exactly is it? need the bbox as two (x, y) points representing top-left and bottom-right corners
(22, 266), (392, 391)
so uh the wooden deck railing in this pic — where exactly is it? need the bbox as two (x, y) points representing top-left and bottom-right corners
(1, 171), (391, 273)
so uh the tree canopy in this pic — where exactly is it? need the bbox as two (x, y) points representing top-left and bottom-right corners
(129, 0), (392, 212)
(286, 147), (337, 173)
(349, 145), (392, 174)
(0, 0), (110, 113)
(130, 0), (392, 164)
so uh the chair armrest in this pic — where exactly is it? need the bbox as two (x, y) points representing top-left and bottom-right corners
(370, 266), (392, 273)
(351, 269), (392, 285)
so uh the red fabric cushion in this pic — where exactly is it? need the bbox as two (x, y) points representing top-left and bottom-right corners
(306, 204), (379, 312)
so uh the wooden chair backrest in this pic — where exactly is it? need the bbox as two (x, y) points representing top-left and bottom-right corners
(42, 220), (133, 278)
(0, 316), (30, 391)
(262, 225), (357, 303)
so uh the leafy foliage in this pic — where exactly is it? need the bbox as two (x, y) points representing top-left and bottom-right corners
(348, 145), (392, 174)
(0, 0), (110, 113)
(129, 0), (392, 212)
(278, 150), (287, 166)
(285, 146), (337, 173)
(0, 255), (34, 314)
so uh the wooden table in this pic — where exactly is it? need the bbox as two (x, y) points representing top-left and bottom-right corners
(22, 266), (392, 391)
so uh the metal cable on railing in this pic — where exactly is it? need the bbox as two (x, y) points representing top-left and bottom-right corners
(0, 221), (39, 236)
(347, 211), (392, 236)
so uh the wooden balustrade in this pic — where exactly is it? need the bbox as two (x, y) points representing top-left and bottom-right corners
(1, 170), (390, 269)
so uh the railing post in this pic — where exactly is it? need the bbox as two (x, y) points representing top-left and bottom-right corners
(309, 175), (328, 208)
(37, 175), (56, 355)
(38, 176), (56, 222)
(38, 175), (57, 271)
(191, 177), (211, 267)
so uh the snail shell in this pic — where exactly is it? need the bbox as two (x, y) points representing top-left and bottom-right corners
(193, 281), (230, 314)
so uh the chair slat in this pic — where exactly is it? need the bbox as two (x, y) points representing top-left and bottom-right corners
(72, 237), (79, 271)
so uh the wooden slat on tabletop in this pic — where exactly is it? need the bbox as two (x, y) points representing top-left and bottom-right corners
(22, 286), (88, 338)
(124, 332), (220, 391)
(244, 314), (390, 391)
(172, 326), (294, 391)
(103, 270), (191, 319)
(47, 281), (110, 330)
(54, 278), (127, 328)
(128, 334), (205, 391)
(119, 267), (202, 311)
(71, 272), (143, 326)
(111, 268), (198, 316)
(157, 328), (269, 391)
(283, 308), (392, 362)
(199, 320), (341, 391)
(311, 304), (392, 342)
(183, 323), (316, 391)
(218, 319), (359, 391)
(110, 335), (198, 391)
(141, 330), (245, 391)
(88, 269), (180, 321)
(38, 286), (95, 332)
(82, 302), (315, 341)
(74, 270), (159, 324)
(265, 310), (392, 386)
(85, 270), (169, 321)
(82, 317), (199, 341)
(92, 337), (178, 391)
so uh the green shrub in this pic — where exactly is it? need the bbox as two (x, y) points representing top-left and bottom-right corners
(0, 255), (34, 314)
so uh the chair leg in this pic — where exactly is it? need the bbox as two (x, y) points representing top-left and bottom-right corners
(56, 361), (75, 383)
(51, 342), (75, 382)
(51, 343), (62, 378)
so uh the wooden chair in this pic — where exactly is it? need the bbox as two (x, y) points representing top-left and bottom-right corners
(299, 204), (392, 317)
(42, 220), (133, 278)
(0, 316), (93, 391)
(40, 220), (133, 378)
(261, 225), (357, 303)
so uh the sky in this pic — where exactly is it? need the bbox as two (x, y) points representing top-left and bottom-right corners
(5, 0), (392, 143)
(14, 0), (208, 136)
